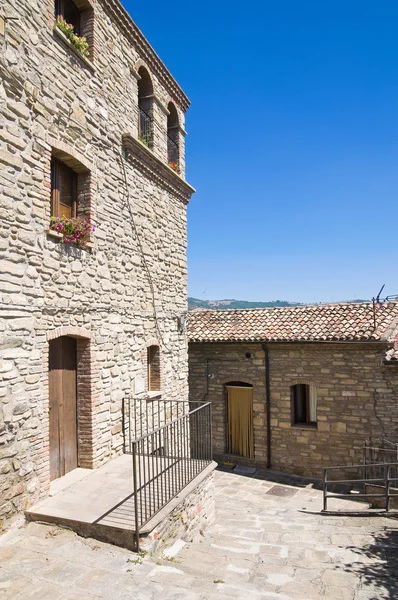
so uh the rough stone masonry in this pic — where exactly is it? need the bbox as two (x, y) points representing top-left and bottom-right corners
(0, 0), (197, 527)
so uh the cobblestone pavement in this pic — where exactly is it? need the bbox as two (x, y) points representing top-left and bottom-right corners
(1, 469), (398, 599)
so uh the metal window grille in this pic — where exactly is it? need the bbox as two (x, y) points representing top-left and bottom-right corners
(139, 107), (153, 146)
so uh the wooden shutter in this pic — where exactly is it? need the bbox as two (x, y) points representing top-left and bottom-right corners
(148, 346), (160, 391)
(51, 158), (77, 218)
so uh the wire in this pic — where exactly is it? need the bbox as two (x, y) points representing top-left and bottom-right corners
(118, 150), (165, 348)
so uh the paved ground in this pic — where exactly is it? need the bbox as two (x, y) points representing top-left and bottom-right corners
(1, 468), (398, 599)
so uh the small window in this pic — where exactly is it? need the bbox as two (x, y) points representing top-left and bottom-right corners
(291, 384), (317, 426)
(147, 345), (160, 391)
(55, 0), (81, 35)
(51, 158), (77, 218)
(54, 0), (94, 61)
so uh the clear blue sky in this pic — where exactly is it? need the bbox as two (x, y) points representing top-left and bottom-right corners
(122, 0), (398, 304)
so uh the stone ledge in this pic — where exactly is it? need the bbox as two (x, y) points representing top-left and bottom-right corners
(53, 26), (95, 72)
(47, 229), (94, 252)
(147, 391), (162, 400)
(47, 229), (63, 240)
(122, 134), (195, 204)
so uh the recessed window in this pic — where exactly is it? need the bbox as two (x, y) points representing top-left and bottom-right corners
(54, 0), (94, 61)
(147, 345), (160, 391)
(49, 152), (93, 247)
(291, 384), (317, 427)
(55, 0), (81, 35)
(51, 158), (77, 219)
(138, 67), (154, 148)
(167, 102), (180, 172)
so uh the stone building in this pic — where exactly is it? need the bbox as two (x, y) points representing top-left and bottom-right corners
(188, 303), (398, 478)
(0, 0), (214, 536)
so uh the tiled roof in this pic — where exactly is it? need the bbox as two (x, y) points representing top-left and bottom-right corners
(385, 348), (398, 362)
(188, 302), (398, 343)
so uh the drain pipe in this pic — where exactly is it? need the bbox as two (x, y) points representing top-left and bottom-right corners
(262, 343), (272, 469)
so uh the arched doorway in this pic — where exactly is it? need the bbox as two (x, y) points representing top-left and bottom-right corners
(49, 336), (78, 480)
(225, 382), (254, 459)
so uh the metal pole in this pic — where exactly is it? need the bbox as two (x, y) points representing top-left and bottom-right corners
(386, 465), (391, 512)
(323, 469), (327, 512)
(132, 443), (140, 552)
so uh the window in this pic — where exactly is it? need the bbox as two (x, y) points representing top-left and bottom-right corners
(147, 345), (160, 391)
(55, 0), (81, 35)
(54, 0), (94, 62)
(51, 158), (77, 218)
(291, 384), (317, 426)
(167, 102), (179, 167)
(137, 67), (154, 147)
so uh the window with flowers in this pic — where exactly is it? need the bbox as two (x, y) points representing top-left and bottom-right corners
(54, 0), (94, 61)
(50, 156), (94, 248)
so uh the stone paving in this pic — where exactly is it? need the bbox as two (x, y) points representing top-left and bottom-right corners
(1, 468), (398, 599)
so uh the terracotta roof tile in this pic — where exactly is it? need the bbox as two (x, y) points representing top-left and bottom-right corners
(188, 302), (398, 343)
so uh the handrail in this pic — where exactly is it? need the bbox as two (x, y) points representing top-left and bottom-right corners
(129, 401), (211, 445)
(123, 397), (212, 551)
(324, 461), (398, 471)
(323, 461), (398, 512)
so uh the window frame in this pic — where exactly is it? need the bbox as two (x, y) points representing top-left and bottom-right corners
(291, 383), (317, 427)
(51, 157), (78, 219)
(147, 345), (161, 392)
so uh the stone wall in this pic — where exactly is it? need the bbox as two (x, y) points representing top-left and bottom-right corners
(188, 342), (398, 478)
(140, 468), (216, 555)
(0, 0), (193, 528)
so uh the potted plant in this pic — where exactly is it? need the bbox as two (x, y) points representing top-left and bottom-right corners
(168, 161), (181, 174)
(54, 15), (90, 57)
(50, 216), (94, 248)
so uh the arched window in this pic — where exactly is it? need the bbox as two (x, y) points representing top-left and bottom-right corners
(291, 384), (317, 427)
(137, 67), (154, 148)
(147, 345), (160, 391)
(167, 102), (179, 170)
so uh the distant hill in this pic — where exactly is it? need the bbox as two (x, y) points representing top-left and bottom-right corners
(188, 297), (369, 311)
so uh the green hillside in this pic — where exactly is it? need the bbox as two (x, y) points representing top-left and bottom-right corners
(188, 297), (369, 310)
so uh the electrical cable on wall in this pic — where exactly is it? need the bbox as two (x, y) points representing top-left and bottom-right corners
(118, 149), (165, 348)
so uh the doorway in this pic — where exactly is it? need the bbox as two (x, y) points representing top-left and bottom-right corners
(49, 336), (78, 480)
(225, 382), (254, 459)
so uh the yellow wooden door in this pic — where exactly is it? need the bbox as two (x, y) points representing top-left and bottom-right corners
(226, 385), (254, 459)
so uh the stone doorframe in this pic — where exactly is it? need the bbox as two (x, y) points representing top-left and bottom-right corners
(46, 326), (97, 471)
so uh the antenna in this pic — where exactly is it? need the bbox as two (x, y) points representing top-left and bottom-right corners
(372, 284), (385, 331)
(376, 284), (385, 305)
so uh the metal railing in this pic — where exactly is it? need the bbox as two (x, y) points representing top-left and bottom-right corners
(323, 462), (398, 512)
(123, 397), (212, 550)
(139, 106), (153, 146)
(167, 135), (179, 164)
(363, 439), (398, 483)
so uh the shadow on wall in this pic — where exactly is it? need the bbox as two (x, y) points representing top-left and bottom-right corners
(341, 526), (398, 599)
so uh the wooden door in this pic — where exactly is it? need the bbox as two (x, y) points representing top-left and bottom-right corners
(49, 336), (78, 480)
(226, 385), (254, 459)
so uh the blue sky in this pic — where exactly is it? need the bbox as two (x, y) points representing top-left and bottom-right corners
(123, 0), (398, 303)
